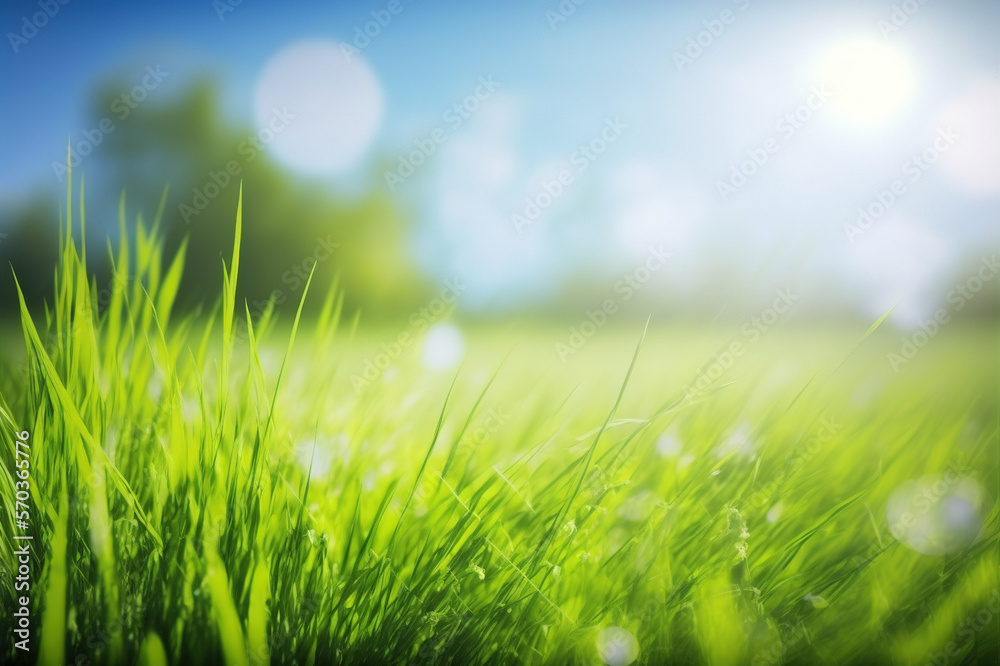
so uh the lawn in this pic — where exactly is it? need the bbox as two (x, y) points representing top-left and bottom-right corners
(1, 190), (997, 665)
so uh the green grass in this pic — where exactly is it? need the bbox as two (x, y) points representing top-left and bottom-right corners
(1, 181), (998, 665)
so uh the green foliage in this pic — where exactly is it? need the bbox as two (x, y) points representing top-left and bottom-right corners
(94, 80), (428, 317)
(0, 80), (429, 319)
(0, 183), (997, 665)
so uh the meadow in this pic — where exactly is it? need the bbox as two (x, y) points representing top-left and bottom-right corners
(1, 186), (997, 665)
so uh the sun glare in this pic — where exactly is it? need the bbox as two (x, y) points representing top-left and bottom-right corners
(820, 39), (915, 125)
(254, 40), (384, 175)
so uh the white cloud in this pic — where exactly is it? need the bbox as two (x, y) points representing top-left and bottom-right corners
(844, 217), (956, 328)
(939, 78), (1000, 197)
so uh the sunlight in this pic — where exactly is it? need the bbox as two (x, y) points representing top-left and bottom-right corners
(254, 39), (383, 174)
(820, 38), (915, 125)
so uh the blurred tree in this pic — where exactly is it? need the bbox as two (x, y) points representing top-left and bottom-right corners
(0, 197), (60, 311)
(41, 78), (429, 320)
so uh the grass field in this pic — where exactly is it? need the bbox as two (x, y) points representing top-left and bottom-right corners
(1, 188), (998, 665)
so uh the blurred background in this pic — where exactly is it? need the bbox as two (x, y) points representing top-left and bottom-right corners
(1, 0), (998, 328)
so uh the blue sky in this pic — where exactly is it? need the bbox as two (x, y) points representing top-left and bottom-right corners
(2, 0), (999, 322)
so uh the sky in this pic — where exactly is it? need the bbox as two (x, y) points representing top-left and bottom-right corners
(2, 0), (999, 324)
